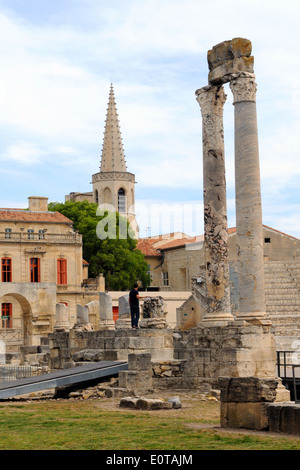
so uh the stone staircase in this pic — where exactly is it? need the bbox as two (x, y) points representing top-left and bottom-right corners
(189, 262), (300, 350)
(264, 261), (300, 349)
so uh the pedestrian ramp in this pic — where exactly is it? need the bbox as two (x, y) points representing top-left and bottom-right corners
(0, 361), (128, 399)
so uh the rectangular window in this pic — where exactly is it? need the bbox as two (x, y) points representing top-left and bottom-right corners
(1, 258), (12, 282)
(5, 228), (12, 239)
(38, 230), (45, 240)
(28, 229), (34, 239)
(57, 259), (67, 285)
(162, 271), (169, 286)
(30, 258), (40, 282)
(1, 303), (12, 328)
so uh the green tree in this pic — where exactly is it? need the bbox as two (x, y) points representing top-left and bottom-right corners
(48, 200), (150, 291)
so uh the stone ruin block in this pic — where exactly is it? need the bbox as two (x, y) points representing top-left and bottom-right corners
(99, 292), (115, 330)
(128, 352), (152, 371)
(76, 304), (89, 324)
(54, 303), (70, 331)
(118, 294), (130, 318)
(84, 301), (99, 329)
(142, 296), (165, 318)
(140, 296), (167, 329)
(119, 397), (173, 410)
(115, 294), (131, 329)
(118, 353), (153, 394)
(218, 376), (290, 430)
(267, 403), (300, 435)
(219, 377), (279, 403)
(207, 37), (254, 85)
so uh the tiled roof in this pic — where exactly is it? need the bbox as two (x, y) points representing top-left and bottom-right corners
(136, 239), (162, 256)
(137, 234), (204, 255)
(0, 209), (73, 224)
(137, 224), (299, 257)
(158, 235), (204, 251)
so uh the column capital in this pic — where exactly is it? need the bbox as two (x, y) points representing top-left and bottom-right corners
(195, 85), (227, 116)
(230, 72), (257, 103)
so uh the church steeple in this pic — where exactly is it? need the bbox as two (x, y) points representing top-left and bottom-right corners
(100, 84), (127, 173)
(92, 84), (139, 238)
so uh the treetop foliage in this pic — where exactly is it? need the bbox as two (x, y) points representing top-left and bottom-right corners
(48, 200), (150, 291)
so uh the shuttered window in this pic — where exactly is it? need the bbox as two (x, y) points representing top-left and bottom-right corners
(57, 259), (67, 285)
(1, 258), (12, 282)
(30, 258), (40, 282)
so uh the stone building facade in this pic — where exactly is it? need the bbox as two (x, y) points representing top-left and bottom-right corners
(0, 196), (102, 357)
(138, 226), (300, 292)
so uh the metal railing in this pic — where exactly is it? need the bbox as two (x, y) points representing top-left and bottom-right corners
(292, 365), (300, 403)
(0, 365), (39, 383)
(276, 350), (300, 403)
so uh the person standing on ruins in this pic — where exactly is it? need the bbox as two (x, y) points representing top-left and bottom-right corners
(129, 283), (145, 328)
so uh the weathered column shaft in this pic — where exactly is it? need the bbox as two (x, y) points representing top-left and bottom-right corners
(230, 72), (266, 319)
(196, 85), (233, 323)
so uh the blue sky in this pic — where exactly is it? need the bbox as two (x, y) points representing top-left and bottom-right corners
(0, 0), (299, 238)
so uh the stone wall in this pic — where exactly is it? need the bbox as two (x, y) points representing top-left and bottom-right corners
(49, 327), (174, 370)
(151, 359), (186, 389)
(49, 321), (281, 394)
(173, 323), (278, 391)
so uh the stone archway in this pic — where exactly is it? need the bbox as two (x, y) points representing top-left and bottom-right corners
(0, 283), (56, 348)
(0, 292), (32, 347)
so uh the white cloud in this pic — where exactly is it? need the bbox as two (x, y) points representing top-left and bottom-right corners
(2, 142), (45, 165)
(135, 199), (204, 237)
(0, 1), (299, 238)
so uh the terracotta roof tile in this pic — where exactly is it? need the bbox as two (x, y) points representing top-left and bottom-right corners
(136, 239), (162, 256)
(138, 224), (299, 257)
(158, 235), (204, 250)
(0, 209), (73, 224)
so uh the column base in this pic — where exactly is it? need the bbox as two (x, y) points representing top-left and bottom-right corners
(202, 312), (235, 326)
(235, 312), (272, 326)
(98, 319), (115, 330)
(115, 318), (131, 329)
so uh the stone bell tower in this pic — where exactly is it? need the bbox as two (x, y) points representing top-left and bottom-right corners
(92, 84), (138, 238)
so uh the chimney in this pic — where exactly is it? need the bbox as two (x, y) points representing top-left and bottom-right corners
(28, 196), (48, 212)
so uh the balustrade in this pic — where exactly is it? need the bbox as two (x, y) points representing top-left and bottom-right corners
(0, 232), (82, 244)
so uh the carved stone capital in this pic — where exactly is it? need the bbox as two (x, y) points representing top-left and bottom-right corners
(196, 85), (227, 116)
(92, 171), (135, 184)
(230, 72), (257, 103)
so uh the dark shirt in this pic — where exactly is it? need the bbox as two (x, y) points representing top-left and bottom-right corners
(129, 289), (139, 307)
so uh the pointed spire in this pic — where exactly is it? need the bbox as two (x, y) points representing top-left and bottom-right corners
(100, 84), (127, 172)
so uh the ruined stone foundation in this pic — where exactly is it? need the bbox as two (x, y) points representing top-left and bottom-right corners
(174, 323), (278, 389)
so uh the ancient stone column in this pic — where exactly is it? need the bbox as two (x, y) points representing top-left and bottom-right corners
(115, 294), (131, 329)
(230, 72), (267, 322)
(54, 303), (70, 331)
(196, 85), (234, 324)
(99, 291), (115, 329)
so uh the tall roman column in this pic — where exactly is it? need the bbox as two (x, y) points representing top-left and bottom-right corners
(230, 72), (267, 322)
(196, 85), (234, 324)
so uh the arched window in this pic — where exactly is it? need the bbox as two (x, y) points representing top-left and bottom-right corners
(118, 188), (126, 213)
(94, 189), (99, 205)
(103, 187), (112, 204)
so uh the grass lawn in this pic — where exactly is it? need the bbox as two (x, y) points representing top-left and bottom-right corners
(0, 393), (300, 451)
